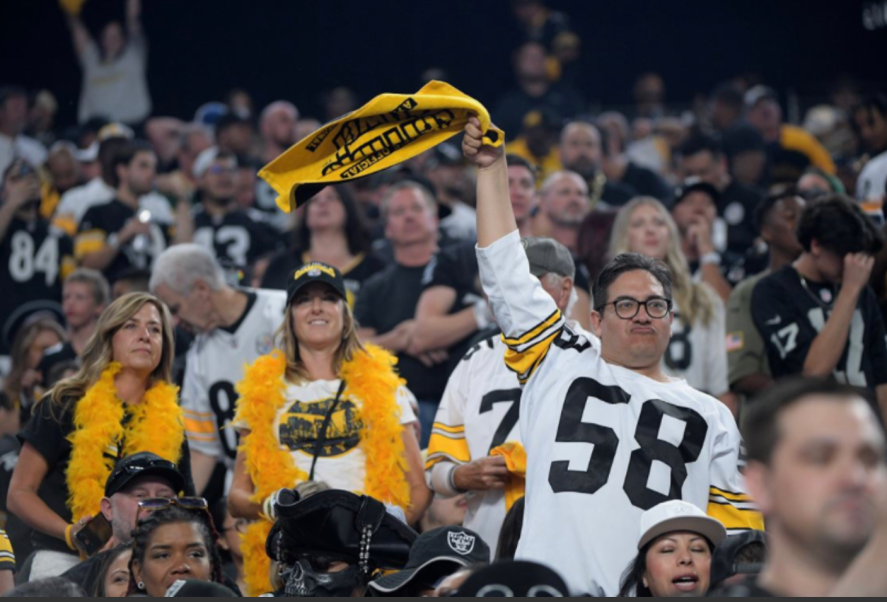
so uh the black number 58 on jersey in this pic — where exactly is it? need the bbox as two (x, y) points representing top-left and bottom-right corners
(549, 377), (709, 511)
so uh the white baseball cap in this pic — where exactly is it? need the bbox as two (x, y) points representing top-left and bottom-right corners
(638, 500), (727, 550)
(192, 146), (238, 179)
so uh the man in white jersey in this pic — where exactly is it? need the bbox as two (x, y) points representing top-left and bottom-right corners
(462, 117), (763, 595)
(150, 244), (286, 494)
(425, 236), (596, 557)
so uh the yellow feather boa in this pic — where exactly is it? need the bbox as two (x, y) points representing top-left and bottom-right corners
(235, 345), (412, 596)
(66, 362), (184, 523)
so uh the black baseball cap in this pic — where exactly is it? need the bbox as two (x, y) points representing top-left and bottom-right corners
(368, 526), (490, 595)
(673, 177), (721, 208)
(710, 531), (768, 588)
(104, 452), (186, 498)
(164, 580), (237, 597)
(285, 262), (348, 306)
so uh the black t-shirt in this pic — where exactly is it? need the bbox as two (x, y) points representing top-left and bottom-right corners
(18, 398), (195, 554)
(0, 217), (73, 355)
(623, 161), (673, 203)
(493, 84), (585, 140)
(261, 250), (386, 307)
(720, 181), (765, 256)
(600, 180), (638, 208)
(193, 206), (281, 268)
(354, 262), (450, 402)
(77, 199), (172, 283)
(752, 267), (887, 394)
(689, 251), (747, 289)
(37, 342), (78, 387)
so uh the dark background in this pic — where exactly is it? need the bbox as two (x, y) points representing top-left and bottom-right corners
(1, 0), (884, 128)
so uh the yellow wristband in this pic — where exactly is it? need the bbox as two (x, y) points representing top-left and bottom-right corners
(64, 524), (77, 551)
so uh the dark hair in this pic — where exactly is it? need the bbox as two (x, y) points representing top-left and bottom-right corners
(678, 134), (723, 160)
(128, 505), (224, 596)
(496, 496), (525, 560)
(618, 537), (715, 597)
(592, 253), (673, 311)
(99, 137), (130, 187)
(109, 140), (154, 189)
(796, 195), (884, 256)
(295, 184), (371, 255)
(505, 154), (538, 184)
(850, 93), (887, 136)
(210, 497), (234, 565)
(753, 188), (799, 234)
(3, 577), (86, 597)
(0, 85), (27, 109)
(89, 544), (133, 597)
(735, 541), (766, 565)
(743, 377), (873, 465)
(711, 83), (745, 109)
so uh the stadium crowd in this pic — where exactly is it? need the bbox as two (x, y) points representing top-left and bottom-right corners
(1, 0), (887, 597)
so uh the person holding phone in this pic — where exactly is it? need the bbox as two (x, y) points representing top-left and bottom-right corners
(60, 453), (186, 592)
(8, 294), (194, 579)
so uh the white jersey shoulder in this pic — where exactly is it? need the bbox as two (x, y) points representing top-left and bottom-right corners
(181, 289), (287, 465)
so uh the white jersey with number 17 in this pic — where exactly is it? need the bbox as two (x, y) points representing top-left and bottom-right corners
(477, 230), (763, 597)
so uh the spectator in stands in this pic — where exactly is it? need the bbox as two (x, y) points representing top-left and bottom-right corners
(128, 505), (225, 597)
(75, 140), (188, 282)
(0, 86), (47, 178)
(745, 86), (836, 184)
(89, 544), (131, 597)
(610, 197), (731, 404)
(559, 121), (636, 207)
(496, 496), (525, 560)
(211, 498), (246, 596)
(596, 116), (672, 203)
(260, 185), (384, 306)
(506, 154), (538, 237)
(752, 196), (887, 419)
(0, 160), (74, 360)
(355, 182), (451, 441)
(677, 135), (765, 256)
(493, 41), (583, 137)
(38, 269), (110, 389)
(64, 0), (152, 125)
(510, 0), (579, 72)
(322, 87), (359, 122)
(9, 294), (194, 579)
(191, 148), (279, 269)
(853, 94), (887, 203)
(727, 191), (805, 399)
(424, 144), (476, 241)
(633, 73), (667, 120)
(60, 452), (185, 593)
(717, 379), (887, 596)
(618, 500), (726, 597)
(214, 113), (254, 158)
(27, 90), (59, 149)
(110, 267), (151, 300)
(670, 179), (741, 302)
(259, 101), (298, 164)
(798, 167), (846, 200)
(2, 320), (66, 433)
(418, 494), (469, 534)
(710, 83), (746, 135)
(44, 143), (84, 217)
(722, 124), (768, 189)
(505, 108), (563, 187)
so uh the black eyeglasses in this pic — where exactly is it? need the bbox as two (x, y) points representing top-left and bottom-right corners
(598, 297), (672, 320)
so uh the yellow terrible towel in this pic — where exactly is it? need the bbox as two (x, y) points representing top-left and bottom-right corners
(491, 441), (527, 514)
(259, 81), (504, 212)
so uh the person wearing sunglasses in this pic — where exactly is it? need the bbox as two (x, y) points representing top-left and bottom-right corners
(191, 147), (281, 270)
(127, 502), (227, 597)
(59, 452), (185, 592)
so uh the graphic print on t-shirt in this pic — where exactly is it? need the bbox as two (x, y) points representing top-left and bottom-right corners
(279, 397), (365, 457)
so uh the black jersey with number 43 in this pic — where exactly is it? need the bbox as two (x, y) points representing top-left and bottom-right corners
(192, 207), (280, 269)
(751, 266), (887, 393)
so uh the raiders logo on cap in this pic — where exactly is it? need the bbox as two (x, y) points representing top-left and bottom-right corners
(448, 531), (476, 556)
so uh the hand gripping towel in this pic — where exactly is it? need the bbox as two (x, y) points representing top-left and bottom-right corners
(258, 81), (505, 212)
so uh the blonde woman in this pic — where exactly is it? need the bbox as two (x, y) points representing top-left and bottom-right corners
(609, 198), (731, 405)
(8, 293), (192, 579)
(229, 262), (430, 596)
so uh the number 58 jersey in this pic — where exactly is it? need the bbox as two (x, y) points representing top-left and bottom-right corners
(477, 231), (763, 597)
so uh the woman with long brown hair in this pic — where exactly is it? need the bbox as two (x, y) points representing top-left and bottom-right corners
(229, 262), (430, 596)
(8, 293), (193, 579)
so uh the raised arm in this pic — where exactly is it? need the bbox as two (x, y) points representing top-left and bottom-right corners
(463, 117), (516, 247)
(126, 0), (143, 39)
(65, 13), (91, 59)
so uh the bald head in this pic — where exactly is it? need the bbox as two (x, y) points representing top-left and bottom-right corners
(261, 101), (299, 147)
(541, 170), (590, 228)
(560, 122), (602, 180)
